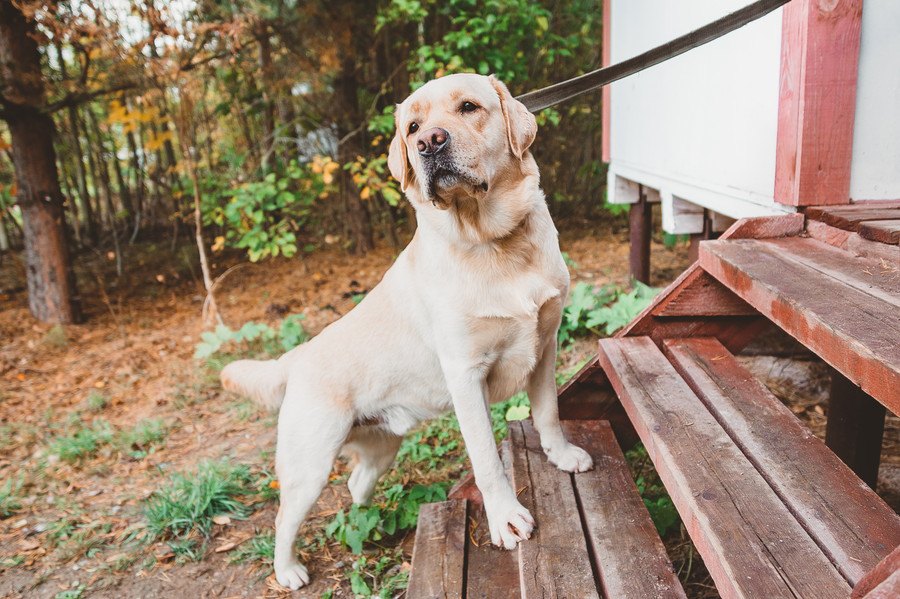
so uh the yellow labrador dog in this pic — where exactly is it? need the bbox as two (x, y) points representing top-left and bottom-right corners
(221, 73), (593, 590)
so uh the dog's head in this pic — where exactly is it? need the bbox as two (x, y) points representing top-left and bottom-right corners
(388, 73), (537, 209)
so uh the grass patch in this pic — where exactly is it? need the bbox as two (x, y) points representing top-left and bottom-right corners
(47, 420), (113, 463)
(85, 391), (108, 412)
(117, 418), (169, 459)
(345, 549), (409, 598)
(230, 531), (275, 566)
(144, 460), (257, 549)
(0, 475), (24, 518)
(626, 444), (680, 536)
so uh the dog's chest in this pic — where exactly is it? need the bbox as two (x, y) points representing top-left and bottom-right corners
(465, 274), (563, 398)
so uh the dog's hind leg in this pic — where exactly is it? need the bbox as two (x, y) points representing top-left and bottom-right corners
(527, 339), (593, 473)
(273, 389), (351, 590)
(343, 428), (402, 505)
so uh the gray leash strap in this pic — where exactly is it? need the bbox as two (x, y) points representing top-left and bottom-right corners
(516, 0), (791, 112)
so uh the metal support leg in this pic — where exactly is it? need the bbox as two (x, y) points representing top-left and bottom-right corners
(824, 370), (886, 489)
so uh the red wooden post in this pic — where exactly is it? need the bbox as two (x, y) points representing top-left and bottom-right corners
(628, 185), (652, 283)
(774, 0), (863, 206)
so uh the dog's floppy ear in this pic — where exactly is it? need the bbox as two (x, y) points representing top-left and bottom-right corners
(490, 75), (537, 160)
(388, 107), (414, 191)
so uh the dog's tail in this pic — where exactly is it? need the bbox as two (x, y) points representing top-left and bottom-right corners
(220, 359), (287, 411)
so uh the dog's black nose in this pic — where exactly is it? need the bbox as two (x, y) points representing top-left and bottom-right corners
(417, 128), (450, 157)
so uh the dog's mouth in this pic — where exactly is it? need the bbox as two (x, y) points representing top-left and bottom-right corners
(425, 162), (488, 206)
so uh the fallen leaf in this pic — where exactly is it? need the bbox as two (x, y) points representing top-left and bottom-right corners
(212, 515), (231, 526)
(20, 539), (41, 551)
(214, 542), (236, 553)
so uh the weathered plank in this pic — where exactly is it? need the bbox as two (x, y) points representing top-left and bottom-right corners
(465, 440), (522, 599)
(859, 569), (900, 599)
(858, 219), (900, 245)
(598, 336), (851, 599)
(815, 208), (900, 232)
(508, 421), (600, 599)
(664, 337), (900, 586)
(852, 544), (900, 598)
(700, 238), (900, 413)
(407, 500), (467, 599)
(562, 420), (686, 599)
(651, 269), (756, 318)
(805, 219), (900, 263)
(763, 237), (900, 303)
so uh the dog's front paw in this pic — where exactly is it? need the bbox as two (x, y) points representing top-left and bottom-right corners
(275, 561), (310, 590)
(485, 499), (534, 550)
(545, 442), (594, 473)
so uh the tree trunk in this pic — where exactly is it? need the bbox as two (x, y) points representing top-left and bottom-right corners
(0, 0), (81, 323)
(336, 56), (375, 253)
(256, 25), (277, 172)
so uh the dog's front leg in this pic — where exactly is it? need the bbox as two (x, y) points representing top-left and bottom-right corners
(527, 339), (593, 473)
(446, 370), (534, 549)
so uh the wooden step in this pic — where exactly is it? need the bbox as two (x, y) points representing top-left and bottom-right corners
(699, 235), (900, 413)
(598, 336), (854, 599)
(663, 337), (900, 586)
(407, 419), (686, 599)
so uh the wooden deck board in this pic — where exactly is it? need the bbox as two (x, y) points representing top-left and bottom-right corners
(598, 336), (851, 599)
(562, 420), (686, 599)
(858, 219), (900, 245)
(407, 500), (467, 599)
(664, 337), (900, 586)
(509, 421), (600, 599)
(699, 237), (900, 412)
(465, 439), (522, 599)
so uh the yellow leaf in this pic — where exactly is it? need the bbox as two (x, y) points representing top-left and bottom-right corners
(212, 236), (225, 252)
(360, 186), (371, 200)
(322, 172), (334, 185)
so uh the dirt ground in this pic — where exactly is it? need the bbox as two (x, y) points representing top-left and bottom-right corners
(1, 221), (896, 598)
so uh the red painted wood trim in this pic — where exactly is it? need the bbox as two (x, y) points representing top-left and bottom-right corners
(601, 0), (611, 163)
(774, 0), (863, 206)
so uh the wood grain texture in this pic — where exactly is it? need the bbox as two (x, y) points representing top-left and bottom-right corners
(562, 420), (686, 599)
(664, 337), (900, 586)
(598, 336), (851, 599)
(465, 440), (523, 599)
(852, 545), (900, 599)
(815, 208), (900, 232)
(650, 270), (755, 317)
(805, 219), (900, 263)
(508, 421), (600, 599)
(858, 220), (900, 244)
(859, 569), (900, 599)
(775, 0), (863, 206)
(700, 237), (900, 413)
(407, 500), (467, 599)
(718, 213), (805, 240)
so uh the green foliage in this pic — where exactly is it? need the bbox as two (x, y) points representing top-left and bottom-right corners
(278, 314), (309, 351)
(116, 418), (169, 459)
(47, 420), (114, 463)
(85, 391), (108, 412)
(54, 586), (86, 599)
(345, 550), (409, 598)
(558, 282), (660, 347)
(326, 483), (448, 554)
(396, 413), (462, 469)
(144, 460), (255, 544)
(193, 314), (308, 360)
(662, 232), (689, 248)
(626, 444), (680, 536)
(205, 160), (333, 262)
(229, 531), (275, 566)
(0, 475), (23, 518)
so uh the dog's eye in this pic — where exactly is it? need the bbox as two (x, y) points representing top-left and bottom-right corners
(408, 122), (419, 135)
(460, 101), (479, 113)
